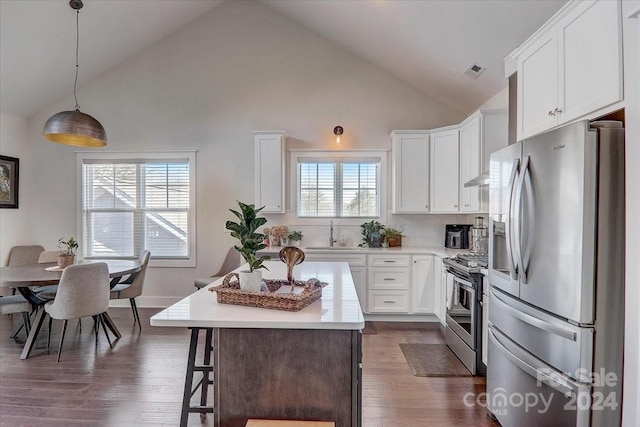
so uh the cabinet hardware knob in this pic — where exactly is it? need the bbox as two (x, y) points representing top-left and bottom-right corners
(554, 108), (562, 114)
(464, 203), (470, 207)
(454, 204), (458, 208)
(548, 110), (554, 116)
(425, 205), (429, 208)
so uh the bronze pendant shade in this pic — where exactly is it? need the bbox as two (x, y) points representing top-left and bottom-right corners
(42, 0), (107, 147)
(43, 110), (107, 147)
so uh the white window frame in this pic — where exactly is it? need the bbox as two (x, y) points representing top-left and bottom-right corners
(76, 151), (197, 268)
(290, 149), (388, 226)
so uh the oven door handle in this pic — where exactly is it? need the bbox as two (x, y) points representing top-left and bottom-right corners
(452, 275), (474, 289)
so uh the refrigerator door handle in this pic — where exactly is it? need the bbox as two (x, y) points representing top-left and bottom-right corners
(489, 327), (578, 397)
(491, 290), (577, 341)
(514, 156), (530, 284)
(506, 158), (520, 280)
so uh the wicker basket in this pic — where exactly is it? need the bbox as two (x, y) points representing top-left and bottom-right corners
(209, 272), (327, 312)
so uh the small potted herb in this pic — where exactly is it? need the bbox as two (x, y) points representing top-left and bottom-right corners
(57, 237), (78, 268)
(383, 227), (405, 247)
(225, 201), (271, 291)
(288, 230), (303, 246)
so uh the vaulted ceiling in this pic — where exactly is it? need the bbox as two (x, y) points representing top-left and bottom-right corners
(0, 0), (566, 118)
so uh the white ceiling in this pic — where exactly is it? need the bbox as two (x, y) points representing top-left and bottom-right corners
(0, 0), (566, 119)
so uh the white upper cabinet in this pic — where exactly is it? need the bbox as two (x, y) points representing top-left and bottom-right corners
(391, 131), (430, 213)
(459, 116), (481, 212)
(254, 131), (286, 213)
(430, 129), (459, 213)
(517, 0), (623, 140)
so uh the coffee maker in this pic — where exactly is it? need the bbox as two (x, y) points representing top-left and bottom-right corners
(445, 224), (471, 249)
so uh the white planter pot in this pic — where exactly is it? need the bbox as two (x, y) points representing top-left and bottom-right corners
(238, 270), (262, 292)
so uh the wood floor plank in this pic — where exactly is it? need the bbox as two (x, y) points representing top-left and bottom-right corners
(1, 309), (498, 426)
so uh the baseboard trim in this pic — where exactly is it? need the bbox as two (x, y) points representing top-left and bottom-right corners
(364, 314), (442, 323)
(109, 296), (182, 309)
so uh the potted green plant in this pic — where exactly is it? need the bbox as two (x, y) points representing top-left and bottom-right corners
(57, 237), (78, 268)
(383, 227), (405, 247)
(288, 230), (303, 247)
(359, 220), (384, 248)
(225, 201), (271, 291)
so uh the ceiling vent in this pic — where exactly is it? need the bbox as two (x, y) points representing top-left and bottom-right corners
(464, 63), (486, 79)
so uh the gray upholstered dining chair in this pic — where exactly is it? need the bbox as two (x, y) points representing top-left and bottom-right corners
(38, 250), (62, 264)
(7, 245), (45, 266)
(44, 262), (112, 362)
(110, 250), (150, 330)
(0, 295), (33, 338)
(3, 245), (45, 296)
(194, 247), (241, 290)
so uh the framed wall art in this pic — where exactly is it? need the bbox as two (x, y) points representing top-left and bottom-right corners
(0, 155), (19, 209)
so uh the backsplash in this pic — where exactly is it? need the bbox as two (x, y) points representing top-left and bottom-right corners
(262, 213), (487, 248)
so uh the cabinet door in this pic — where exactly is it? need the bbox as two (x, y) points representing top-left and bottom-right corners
(558, 0), (623, 124)
(349, 266), (367, 314)
(412, 255), (435, 314)
(433, 256), (444, 323)
(254, 133), (285, 213)
(482, 291), (489, 366)
(430, 129), (459, 213)
(459, 117), (481, 212)
(518, 31), (559, 140)
(392, 133), (430, 213)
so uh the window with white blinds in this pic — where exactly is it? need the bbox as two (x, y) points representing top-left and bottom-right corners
(77, 152), (196, 267)
(296, 153), (384, 218)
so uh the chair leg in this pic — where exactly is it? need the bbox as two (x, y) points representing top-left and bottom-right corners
(21, 312), (31, 336)
(57, 319), (68, 362)
(98, 314), (113, 349)
(130, 298), (141, 330)
(92, 315), (99, 343)
(47, 316), (53, 354)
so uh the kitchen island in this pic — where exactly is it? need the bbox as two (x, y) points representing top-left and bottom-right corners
(151, 260), (364, 427)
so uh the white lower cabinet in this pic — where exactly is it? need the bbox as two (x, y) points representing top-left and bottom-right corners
(482, 276), (489, 366)
(432, 256), (444, 324)
(303, 253), (367, 313)
(349, 266), (367, 314)
(367, 255), (410, 313)
(411, 255), (435, 314)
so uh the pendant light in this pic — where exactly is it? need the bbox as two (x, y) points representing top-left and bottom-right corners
(43, 0), (107, 147)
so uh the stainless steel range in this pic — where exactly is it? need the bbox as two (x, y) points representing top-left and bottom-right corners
(442, 253), (487, 375)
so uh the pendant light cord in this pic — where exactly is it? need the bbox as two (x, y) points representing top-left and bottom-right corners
(74, 9), (80, 111)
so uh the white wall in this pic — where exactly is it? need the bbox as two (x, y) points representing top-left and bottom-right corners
(12, 1), (465, 306)
(0, 113), (34, 266)
(622, 2), (640, 426)
(474, 86), (508, 111)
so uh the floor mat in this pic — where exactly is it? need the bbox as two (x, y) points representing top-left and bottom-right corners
(399, 343), (471, 377)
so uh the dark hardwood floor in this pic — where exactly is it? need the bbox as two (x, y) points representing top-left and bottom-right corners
(0, 310), (497, 426)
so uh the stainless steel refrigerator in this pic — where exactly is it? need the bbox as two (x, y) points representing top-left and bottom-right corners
(486, 120), (624, 427)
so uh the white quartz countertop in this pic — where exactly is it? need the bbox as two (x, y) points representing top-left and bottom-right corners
(150, 261), (364, 330)
(259, 245), (466, 259)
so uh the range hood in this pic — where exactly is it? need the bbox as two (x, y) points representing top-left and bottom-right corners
(464, 171), (490, 187)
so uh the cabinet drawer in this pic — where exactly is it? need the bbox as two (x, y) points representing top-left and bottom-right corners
(369, 269), (409, 290)
(368, 291), (409, 313)
(368, 254), (410, 267)
(304, 253), (367, 267)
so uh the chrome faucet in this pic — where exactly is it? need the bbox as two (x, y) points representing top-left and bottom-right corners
(329, 220), (337, 247)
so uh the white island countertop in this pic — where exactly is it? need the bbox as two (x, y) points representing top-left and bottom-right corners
(150, 260), (364, 330)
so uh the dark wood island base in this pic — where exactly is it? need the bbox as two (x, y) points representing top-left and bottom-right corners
(182, 327), (362, 427)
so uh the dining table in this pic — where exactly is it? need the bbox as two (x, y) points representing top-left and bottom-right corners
(0, 259), (141, 359)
